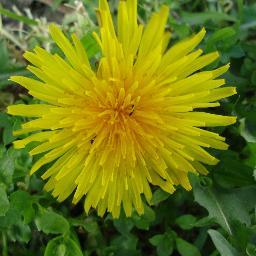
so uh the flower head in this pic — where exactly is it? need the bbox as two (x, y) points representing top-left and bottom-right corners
(8, 0), (236, 218)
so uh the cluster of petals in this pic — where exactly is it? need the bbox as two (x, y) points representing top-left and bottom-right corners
(8, 0), (236, 218)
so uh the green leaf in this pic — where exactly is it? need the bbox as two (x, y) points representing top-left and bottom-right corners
(114, 217), (134, 235)
(0, 7), (37, 25)
(0, 184), (10, 216)
(151, 188), (170, 205)
(237, 0), (244, 22)
(44, 236), (83, 256)
(111, 233), (138, 252)
(2, 115), (20, 145)
(10, 191), (35, 223)
(175, 215), (197, 230)
(132, 204), (155, 230)
(81, 32), (101, 59)
(213, 151), (254, 188)
(176, 238), (201, 256)
(240, 116), (256, 143)
(171, 22), (191, 39)
(241, 4), (256, 31)
(246, 243), (256, 256)
(0, 113), (15, 145)
(35, 210), (69, 235)
(190, 174), (256, 234)
(0, 67), (31, 89)
(7, 221), (31, 243)
(0, 40), (10, 71)
(231, 221), (253, 252)
(193, 216), (215, 228)
(208, 229), (239, 256)
(181, 11), (237, 25)
(205, 27), (237, 52)
(0, 207), (20, 228)
(82, 218), (99, 235)
(149, 231), (174, 256)
(69, 217), (100, 236)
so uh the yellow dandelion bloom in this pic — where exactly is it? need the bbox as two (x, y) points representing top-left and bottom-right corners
(8, 0), (236, 218)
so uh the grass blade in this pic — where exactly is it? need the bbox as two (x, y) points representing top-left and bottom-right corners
(0, 7), (38, 26)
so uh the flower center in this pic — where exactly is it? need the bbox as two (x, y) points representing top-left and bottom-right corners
(86, 84), (143, 163)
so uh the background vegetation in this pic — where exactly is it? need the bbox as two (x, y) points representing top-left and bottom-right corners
(0, 0), (255, 255)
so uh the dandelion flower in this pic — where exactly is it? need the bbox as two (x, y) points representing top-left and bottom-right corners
(8, 0), (236, 218)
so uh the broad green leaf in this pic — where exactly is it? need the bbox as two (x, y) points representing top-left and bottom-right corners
(231, 221), (253, 252)
(44, 236), (83, 256)
(208, 230), (239, 256)
(0, 184), (10, 216)
(151, 189), (170, 205)
(82, 218), (99, 235)
(0, 207), (20, 228)
(175, 215), (197, 230)
(227, 44), (245, 59)
(111, 233), (138, 251)
(70, 217), (100, 236)
(205, 27), (236, 52)
(10, 190), (35, 223)
(132, 204), (155, 230)
(0, 147), (25, 186)
(0, 113), (16, 145)
(0, 153), (14, 185)
(176, 238), (201, 256)
(190, 174), (256, 234)
(213, 150), (254, 188)
(149, 231), (174, 256)
(114, 217), (134, 235)
(242, 4), (256, 30)
(7, 221), (31, 243)
(35, 210), (69, 235)
(194, 216), (215, 228)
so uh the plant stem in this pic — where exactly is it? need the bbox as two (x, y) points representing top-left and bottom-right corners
(2, 232), (8, 256)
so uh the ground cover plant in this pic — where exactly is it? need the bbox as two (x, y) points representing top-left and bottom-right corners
(0, 0), (255, 255)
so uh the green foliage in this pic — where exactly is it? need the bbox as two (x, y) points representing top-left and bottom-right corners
(0, 185), (10, 216)
(208, 229), (239, 256)
(149, 231), (174, 256)
(176, 237), (201, 256)
(0, 6), (37, 25)
(190, 174), (256, 234)
(35, 209), (70, 235)
(81, 33), (101, 59)
(9, 190), (35, 223)
(44, 236), (83, 256)
(175, 214), (197, 230)
(0, 0), (256, 255)
(0, 40), (30, 89)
